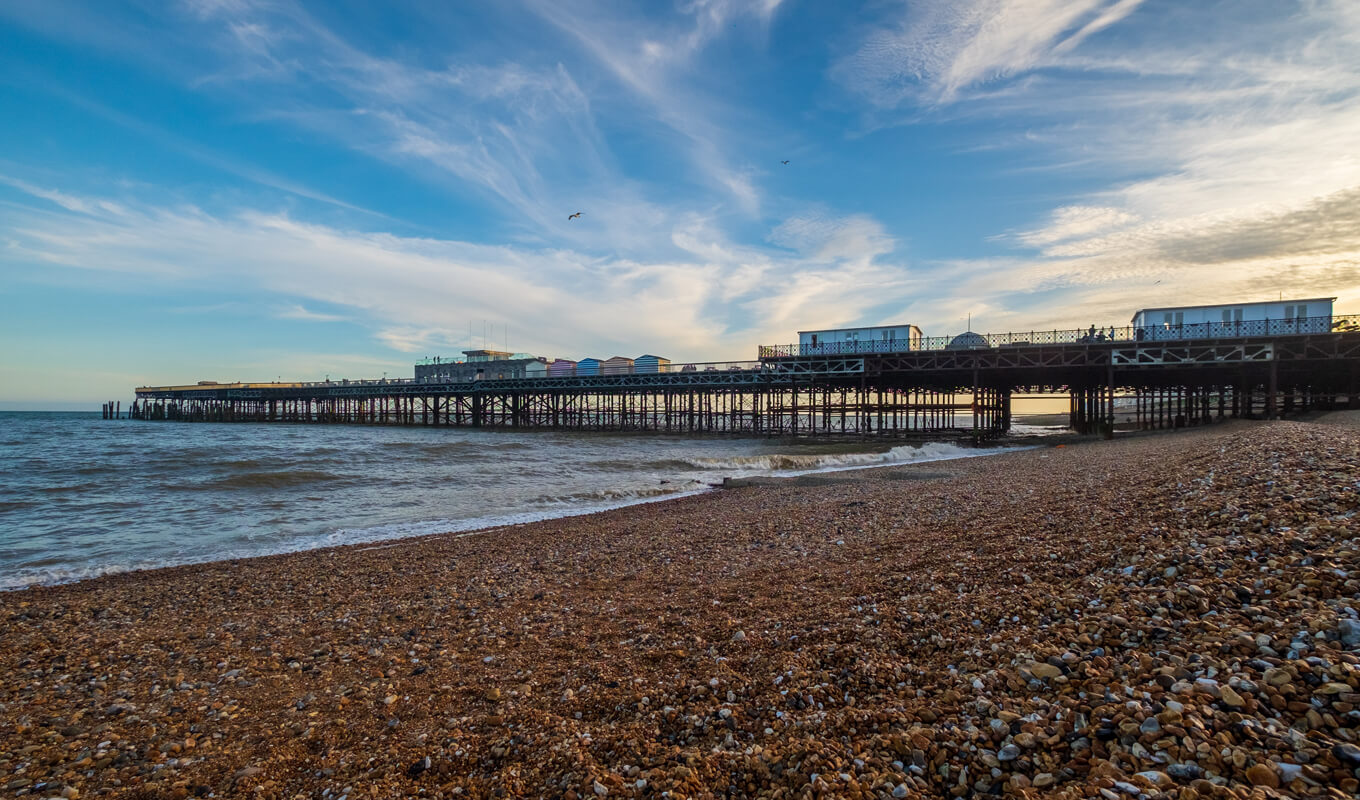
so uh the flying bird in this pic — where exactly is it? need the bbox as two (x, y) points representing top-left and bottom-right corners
(568, 212), (582, 220)
(781, 160), (789, 165)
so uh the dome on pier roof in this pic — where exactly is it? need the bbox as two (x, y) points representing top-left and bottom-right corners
(946, 331), (990, 350)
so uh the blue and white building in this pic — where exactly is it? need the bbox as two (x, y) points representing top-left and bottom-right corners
(1131, 298), (1335, 341)
(797, 324), (923, 356)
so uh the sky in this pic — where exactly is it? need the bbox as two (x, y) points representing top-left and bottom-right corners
(2, 0), (1359, 408)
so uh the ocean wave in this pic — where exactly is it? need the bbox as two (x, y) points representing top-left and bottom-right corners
(1007, 422), (1069, 436)
(36, 483), (95, 494)
(73, 465), (122, 475)
(0, 501), (38, 513)
(681, 442), (987, 473)
(374, 440), (490, 455)
(177, 470), (352, 491)
(0, 559), (182, 592)
(0, 485), (715, 591)
(527, 480), (710, 506)
(217, 458), (276, 470)
(584, 458), (697, 472)
(155, 447), (246, 461)
(63, 500), (146, 512)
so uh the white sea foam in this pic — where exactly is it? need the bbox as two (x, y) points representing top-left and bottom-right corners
(682, 441), (998, 474)
(1006, 422), (1070, 436)
(0, 485), (714, 590)
(0, 561), (185, 592)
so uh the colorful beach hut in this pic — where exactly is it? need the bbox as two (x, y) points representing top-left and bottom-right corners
(634, 354), (671, 373)
(548, 358), (577, 376)
(603, 356), (634, 374)
(576, 357), (602, 376)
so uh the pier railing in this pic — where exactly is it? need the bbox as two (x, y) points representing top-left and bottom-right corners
(136, 360), (774, 394)
(408, 359), (776, 383)
(758, 314), (1359, 358)
(416, 353), (540, 365)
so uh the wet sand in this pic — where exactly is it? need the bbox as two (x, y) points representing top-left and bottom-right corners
(1, 416), (1357, 799)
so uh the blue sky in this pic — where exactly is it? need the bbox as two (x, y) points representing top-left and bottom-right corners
(2, 0), (1358, 408)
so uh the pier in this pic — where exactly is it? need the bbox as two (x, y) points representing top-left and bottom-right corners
(131, 316), (1360, 440)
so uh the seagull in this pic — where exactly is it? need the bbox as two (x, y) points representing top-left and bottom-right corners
(568, 212), (582, 220)
(780, 160), (789, 165)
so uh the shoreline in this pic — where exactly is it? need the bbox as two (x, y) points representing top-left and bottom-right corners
(2, 415), (1356, 798)
(0, 436), (1039, 593)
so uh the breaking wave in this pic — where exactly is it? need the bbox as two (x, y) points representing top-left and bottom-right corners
(528, 480), (711, 506)
(681, 442), (991, 474)
(188, 470), (351, 491)
(0, 560), (180, 592)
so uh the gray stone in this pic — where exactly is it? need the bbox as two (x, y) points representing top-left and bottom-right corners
(1275, 763), (1302, 784)
(1339, 618), (1360, 648)
(1167, 763), (1203, 781)
(1334, 743), (1360, 766)
(1193, 677), (1221, 698)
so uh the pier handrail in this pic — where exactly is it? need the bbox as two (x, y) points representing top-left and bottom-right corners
(757, 313), (1359, 358)
(415, 353), (541, 365)
(135, 360), (773, 393)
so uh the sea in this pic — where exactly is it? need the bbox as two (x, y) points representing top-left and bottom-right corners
(0, 411), (1058, 590)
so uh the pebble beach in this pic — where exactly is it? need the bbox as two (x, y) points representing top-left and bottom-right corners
(1, 416), (1357, 799)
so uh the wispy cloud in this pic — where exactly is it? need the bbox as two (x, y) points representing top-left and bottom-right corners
(769, 212), (895, 266)
(836, 0), (1146, 107)
(0, 176), (125, 216)
(6, 0), (789, 250)
(526, 0), (781, 215)
(1013, 206), (1137, 248)
(0, 178), (916, 359)
(165, 0), (638, 237)
(273, 304), (346, 322)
